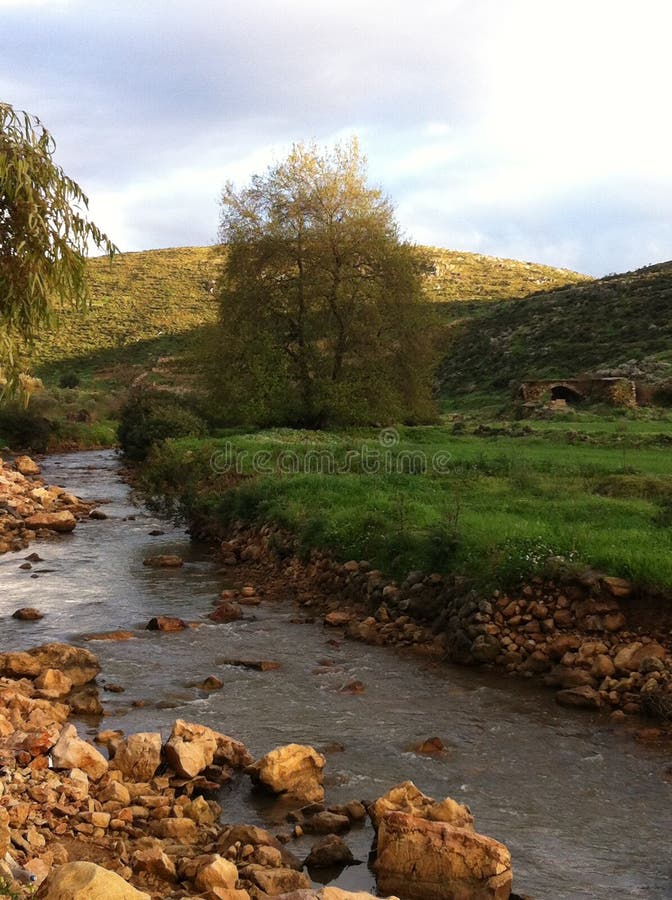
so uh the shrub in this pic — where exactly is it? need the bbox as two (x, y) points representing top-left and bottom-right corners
(58, 371), (80, 389)
(0, 404), (54, 451)
(118, 391), (206, 461)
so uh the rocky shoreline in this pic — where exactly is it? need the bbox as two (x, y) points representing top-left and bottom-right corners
(0, 639), (515, 900)
(207, 524), (672, 731)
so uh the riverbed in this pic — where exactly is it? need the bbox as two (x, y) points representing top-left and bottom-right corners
(1, 450), (670, 899)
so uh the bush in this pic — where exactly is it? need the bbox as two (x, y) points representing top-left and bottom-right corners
(58, 371), (80, 389)
(118, 391), (206, 461)
(0, 404), (54, 451)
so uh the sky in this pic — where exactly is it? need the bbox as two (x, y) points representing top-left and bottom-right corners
(1, 0), (671, 277)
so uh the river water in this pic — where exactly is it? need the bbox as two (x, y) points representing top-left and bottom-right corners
(1, 450), (671, 899)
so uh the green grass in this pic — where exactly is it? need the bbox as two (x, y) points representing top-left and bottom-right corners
(140, 424), (672, 590)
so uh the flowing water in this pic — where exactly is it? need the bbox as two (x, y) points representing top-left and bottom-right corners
(1, 450), (671, 899)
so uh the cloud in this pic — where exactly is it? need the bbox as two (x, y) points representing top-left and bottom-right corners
(1, 0), (670, 275)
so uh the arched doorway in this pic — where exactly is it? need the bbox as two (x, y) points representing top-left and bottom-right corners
(550, 384), (584, 404)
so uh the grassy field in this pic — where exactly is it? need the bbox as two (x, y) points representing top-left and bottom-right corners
(140, 415), (672, 591)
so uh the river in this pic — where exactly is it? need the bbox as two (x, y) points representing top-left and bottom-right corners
(1, 450), (670, 899)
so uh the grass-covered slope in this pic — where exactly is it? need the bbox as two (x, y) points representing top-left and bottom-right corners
(31, 245), (587, 383)
(439, 261), (672, 396)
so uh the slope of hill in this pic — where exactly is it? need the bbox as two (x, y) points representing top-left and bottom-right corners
(30, 245), (587, 384)
(439, 261), (672, 396)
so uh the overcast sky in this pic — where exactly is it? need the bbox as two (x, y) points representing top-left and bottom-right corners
(1, 0), (670, 276)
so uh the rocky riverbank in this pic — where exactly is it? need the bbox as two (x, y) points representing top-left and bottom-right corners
(0, 641), (516, 900)
(0, 455), (94, 555)
(208, 525), (672, 729)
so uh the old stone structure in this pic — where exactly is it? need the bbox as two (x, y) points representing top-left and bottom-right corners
(517, 377), (638, 408)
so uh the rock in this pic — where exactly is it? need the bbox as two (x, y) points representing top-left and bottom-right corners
(194, 855), (239, 894)
(156, 817), (198, 843)
(143, 555), (183, 568)
(614, 641), (666, 673)
(209, 601), (243, 623)
(304, 835), (356, 869)
(413, 737), (445, 754)
(112, 732), (162, 781)
(373, 811), (512, 900)
(146, 616), (186, 632)
(246, 744), (325, 802)
(164, 719), (248, 778)
(219, 659), (281, 671)
(51, 723), (108, 780)
(199, 675), (224, 690)
(555, 686), (601, 709)
(132, 846), (176, 881)
(218, 825), (303, 871)
(15, 455), (40, 475)
(88, 508), (108, 520)
(68, 684), (104, 716)
(183, 795), (217, 825)
(368, 782), (473, 832)
(12, 607), (44, 620)
(602, 576), (632, 598)
(303, 811), (351, 835)
(28, 642), (101, 685)
(0, 651), (42, 678)
(35, 668), (73, 699)
(25, 511), (77, 532)
(37, 861), (150, 899)
(84, 630), (136, 642)
(242, 865), (311, 894)
(0, 808), (9, 858)
(324, 611), (353, 627)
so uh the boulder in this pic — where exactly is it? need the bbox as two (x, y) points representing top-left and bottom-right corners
(165, 719), (224, 778)
(0, 651), (42, 678)
(242, 865), (311, 895)
(614, 641), (666, 673)
(132, 847), (176, 882)
(194, 855), (239, 894)
(12, 607), (44, 621)
(304, 835), (356, 869)
(14, 455), (40, 476)
(35, 668), (73, 699)
(111, 732), (162, 781)
(156, 817), (198, 843)
(146, 616), (186, 632)
(25, 511), (76, 532)
(246, 744), (325, 802)
(143, 555), (183, 568)
(303, 811), (351, 835)
(217, 825), (302, 871)
(51, 723), (108, 781)
(28, 642), (100, 685)
(37, 861), (150, 899)
(373, 812), (512, 900)
(555, 686), (601, 709)
(208, 601), (243, 623)
(368, 782), (473, 832)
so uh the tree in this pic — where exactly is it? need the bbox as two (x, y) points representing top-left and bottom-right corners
(209, 139), (437, 427)
(0, 102), (116, 392)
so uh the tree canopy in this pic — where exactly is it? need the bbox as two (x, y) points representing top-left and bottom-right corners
(0, 102), (116, 392)
(210, 139), (437, 427)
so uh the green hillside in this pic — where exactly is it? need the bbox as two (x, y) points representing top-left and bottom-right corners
(439, 260), (672, 397)
(31, 245), (587, 384)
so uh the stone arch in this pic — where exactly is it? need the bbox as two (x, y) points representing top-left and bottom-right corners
(550, 383), (584, 404)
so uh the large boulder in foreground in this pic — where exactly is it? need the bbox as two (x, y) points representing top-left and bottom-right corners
(111, 732), (162, 781)
(28, 642), (101, 686)
(246, 743), (325, 802)
(368, 781), (474, 832)
(373, 811), (512, 900)
(51, 723), (108, 781)
(36, 861), (150, 899)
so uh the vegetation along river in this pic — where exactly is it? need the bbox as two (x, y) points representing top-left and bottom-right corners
(1, 450), (670, 899)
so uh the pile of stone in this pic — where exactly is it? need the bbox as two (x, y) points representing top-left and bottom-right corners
(0, 456), (92, 554)
(217, 528), (672, 722)
(0, 641), (516, 899)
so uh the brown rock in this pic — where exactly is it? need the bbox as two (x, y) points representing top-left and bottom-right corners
(146, 616), (186, 632)
(614, 641), (666, 674)
(112, 732), (162, 781)
(368, 782), (473, 832)
(0, 651), (42, 678)
(373, 812), (511, 900)
(194, 855), (238, 894)
(325, 611), (353, 627)
(164, 719), (249, 778)
(555, 686), (601, 709)
(26, 510), (77, 532)
(38, 861), (150, 899)
(35, 668), (73, 699)
(28, 642), (101, 685)
(51, 723), (108, 780)
(246, 744), (325, 802)
(132, 847), (177, 881)
(15, 455), (40, 476)
(303, 811), (351, 835)
(242, 865), (311, 894)
(12, 607), (44, 621)
(156, 817), (198, 843)
(208, 601), (243, 623)
(602, 576), (632, 598)
(143, 554), (183, 568)
(304, 835), (356, 869)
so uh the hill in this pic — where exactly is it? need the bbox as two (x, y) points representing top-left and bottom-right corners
(31, 245), (587, 384)
(439, 260), (672, 397)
